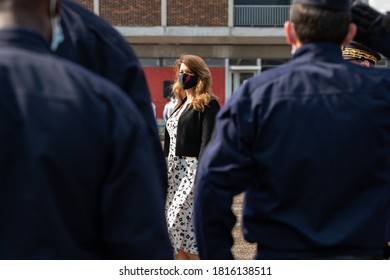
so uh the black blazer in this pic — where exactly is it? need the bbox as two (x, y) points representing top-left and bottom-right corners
(164, 98), (220, 160)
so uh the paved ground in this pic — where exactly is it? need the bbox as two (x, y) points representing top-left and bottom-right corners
(231, 193), (257, 260)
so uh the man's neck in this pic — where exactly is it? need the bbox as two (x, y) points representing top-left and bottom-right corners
(0, 10), (50, 40)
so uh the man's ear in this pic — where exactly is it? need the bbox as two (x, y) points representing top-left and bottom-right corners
(361, 60), (372, 68)
(342, 23), (357, 46)
(284, 21), (296, 45)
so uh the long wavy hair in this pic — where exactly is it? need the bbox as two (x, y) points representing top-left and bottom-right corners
(172, 54), (217, 111)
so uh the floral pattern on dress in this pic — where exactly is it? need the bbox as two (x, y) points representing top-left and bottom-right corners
(165, 105), (198, 255)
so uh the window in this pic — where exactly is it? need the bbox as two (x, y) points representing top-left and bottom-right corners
(234, 1), (291, 27)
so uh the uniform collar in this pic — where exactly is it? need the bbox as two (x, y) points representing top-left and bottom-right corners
(0, 28), (51, 54)
(292, 42), (345, 64)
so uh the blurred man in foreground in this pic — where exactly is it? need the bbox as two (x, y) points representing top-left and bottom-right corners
(195, 0), (390, 260)
(54, 0), (168, 197)
(0, 0), (172, 259)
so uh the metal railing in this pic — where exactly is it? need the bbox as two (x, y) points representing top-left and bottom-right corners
(234, 5), (290, 27)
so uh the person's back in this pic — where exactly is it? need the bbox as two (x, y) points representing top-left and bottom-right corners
(0, 0), (172, 259)
(194, 0), (390, 260)
(56, 1), (148, 106)
(55, 0), (168, 196)
(235, 45), (390, 259)
(55, 0), (157, 139)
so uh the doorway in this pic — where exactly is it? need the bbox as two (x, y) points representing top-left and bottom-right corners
(226, 65), (261, 100)
(231, 70), (257, 93)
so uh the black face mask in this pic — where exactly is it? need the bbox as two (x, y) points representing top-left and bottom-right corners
(179, 73), (198, 89)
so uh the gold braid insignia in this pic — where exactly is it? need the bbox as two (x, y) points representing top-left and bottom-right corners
(342, 48), (378, 63)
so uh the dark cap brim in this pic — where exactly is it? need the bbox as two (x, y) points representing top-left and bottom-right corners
(293, 0), (351, 11)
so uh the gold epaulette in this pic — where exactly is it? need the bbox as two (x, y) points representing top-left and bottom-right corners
(342, 48), (378, 63)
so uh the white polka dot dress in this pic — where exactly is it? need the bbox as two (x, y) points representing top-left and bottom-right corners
(165, 105), (198, 255)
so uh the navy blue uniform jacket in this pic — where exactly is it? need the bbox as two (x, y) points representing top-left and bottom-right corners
(194, 43), (390, 259)
(0, 29), (172, 259)
(55, 0), (168, 196)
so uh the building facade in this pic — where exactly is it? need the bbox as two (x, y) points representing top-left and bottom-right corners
(73, 0), (387, 122)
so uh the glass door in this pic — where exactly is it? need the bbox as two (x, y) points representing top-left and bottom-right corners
(231, 71), (257, 93)
(225, 60), (262, 101)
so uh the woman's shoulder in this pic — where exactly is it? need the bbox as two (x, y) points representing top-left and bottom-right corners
(207, 98), (220, 109)
(200, 98), (220, 115)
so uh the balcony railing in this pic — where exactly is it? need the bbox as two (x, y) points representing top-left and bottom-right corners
(234, 5), (290, 27)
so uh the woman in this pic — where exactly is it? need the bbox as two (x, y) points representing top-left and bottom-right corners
(164, 54), (220, 260)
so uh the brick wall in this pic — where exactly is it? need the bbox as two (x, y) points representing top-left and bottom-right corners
(72, 0), (228, 27)
(73, 0), (93, 11)
(168, 0), (228, 26)
(100, 0), (161, 26)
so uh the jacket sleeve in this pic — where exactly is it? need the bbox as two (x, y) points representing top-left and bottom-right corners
(101, 93), (173, 259)
(351, 1), (390, 58)
(198, 99), (220, 161)
(194, 87), (254, 259)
